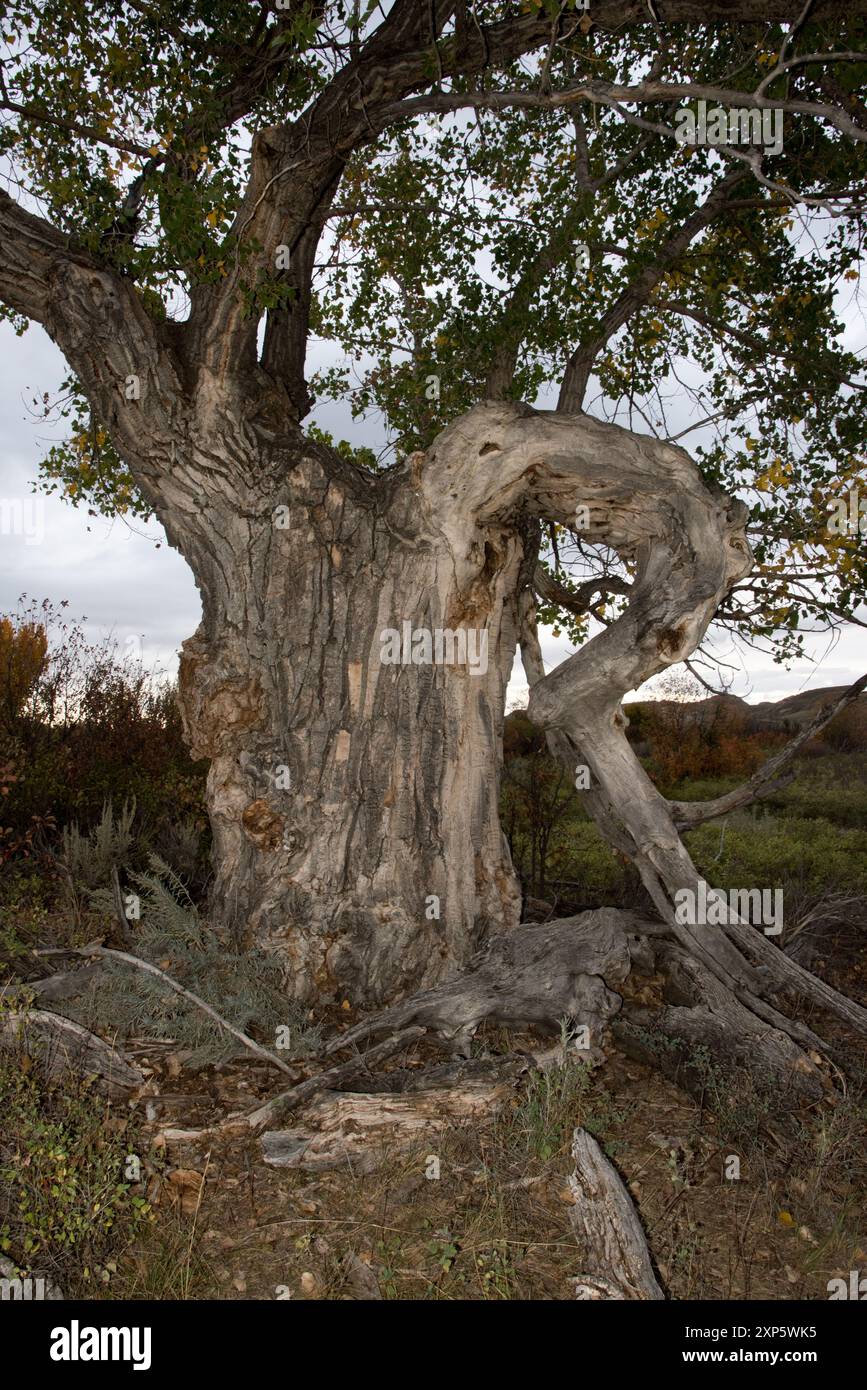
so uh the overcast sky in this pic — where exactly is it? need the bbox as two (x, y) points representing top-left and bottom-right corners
(1, 316), (865, 706)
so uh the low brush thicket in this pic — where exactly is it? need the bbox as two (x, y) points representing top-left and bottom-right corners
(62, 855), (321, 1067)
(0, 598), (207, 900)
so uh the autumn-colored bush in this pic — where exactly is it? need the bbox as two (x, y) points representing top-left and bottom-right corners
(0, 599), (207, 885)
(0, 616), (47, 724)
(640, 702), (785, 785)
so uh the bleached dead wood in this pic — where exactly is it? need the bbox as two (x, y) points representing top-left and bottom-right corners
(261, 1075), (515, 1173)
(0, 1009), (142, 1096)
(568, 1127), (664, 1301)
(238, 1026), (427, 1132)
(318, 904), (841, 1109)
(502, 404), (867, 1073)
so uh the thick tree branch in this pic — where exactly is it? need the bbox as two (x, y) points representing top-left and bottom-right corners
(188, 0), (461, 403)
(197, 0), (856, 403)
(0, 189), (193, 521)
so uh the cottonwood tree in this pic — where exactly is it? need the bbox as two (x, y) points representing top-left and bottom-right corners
(2, 1), (867, 1088)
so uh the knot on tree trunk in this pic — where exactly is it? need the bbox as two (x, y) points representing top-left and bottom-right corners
(241, 799), (284, 851)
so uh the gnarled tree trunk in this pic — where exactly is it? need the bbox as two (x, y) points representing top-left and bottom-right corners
(174, 422), (524, 1005)
(177, 394), (727, 1007)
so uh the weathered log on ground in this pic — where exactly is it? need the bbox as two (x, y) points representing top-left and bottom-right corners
(237, 1026), (428, 1133)
(0, 1010), (143, 1096)
(568, 1127), (664, 1300)
(261, 1075), (517, 1173)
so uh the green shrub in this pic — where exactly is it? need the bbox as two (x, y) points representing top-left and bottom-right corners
(0, 1019), (151, 1288)
(63, 856), (321, 1066)
(508, 1057), (591, 1161)
(686, 811), (867, 898)
(775, 754), (867, 829)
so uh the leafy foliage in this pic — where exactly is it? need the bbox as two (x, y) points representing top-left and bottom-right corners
(0, 1005), (151, 1284)
(0, 6), (865, 656)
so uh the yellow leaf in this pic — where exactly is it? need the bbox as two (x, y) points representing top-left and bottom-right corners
(778, 1210), (795, 1227)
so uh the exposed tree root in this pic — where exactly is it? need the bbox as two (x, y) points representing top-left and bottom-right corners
(324, 909), (643, 1059)
(318, 906), (864, 1111)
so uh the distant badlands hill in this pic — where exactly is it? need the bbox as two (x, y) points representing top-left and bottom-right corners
(504, 686), (867, 753)
(626, 686), (866, 733)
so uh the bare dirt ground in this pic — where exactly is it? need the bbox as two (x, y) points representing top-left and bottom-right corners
(103, 983), (866, 1303)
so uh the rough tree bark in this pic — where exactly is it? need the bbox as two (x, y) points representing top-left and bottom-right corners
(169, 392), (764, 1012)
(173, 421), (524, 1003)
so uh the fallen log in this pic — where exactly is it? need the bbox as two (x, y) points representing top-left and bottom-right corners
(261, 1073), (517, 1173)
(238, 1027), (427, 1132)
(0, 1009), (142, 1097)
(568, 1127), (664, 1300)
(323, 905), (846, 1114)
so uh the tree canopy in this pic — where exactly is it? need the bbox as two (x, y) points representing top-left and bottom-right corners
(1, 1), (866, 668)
